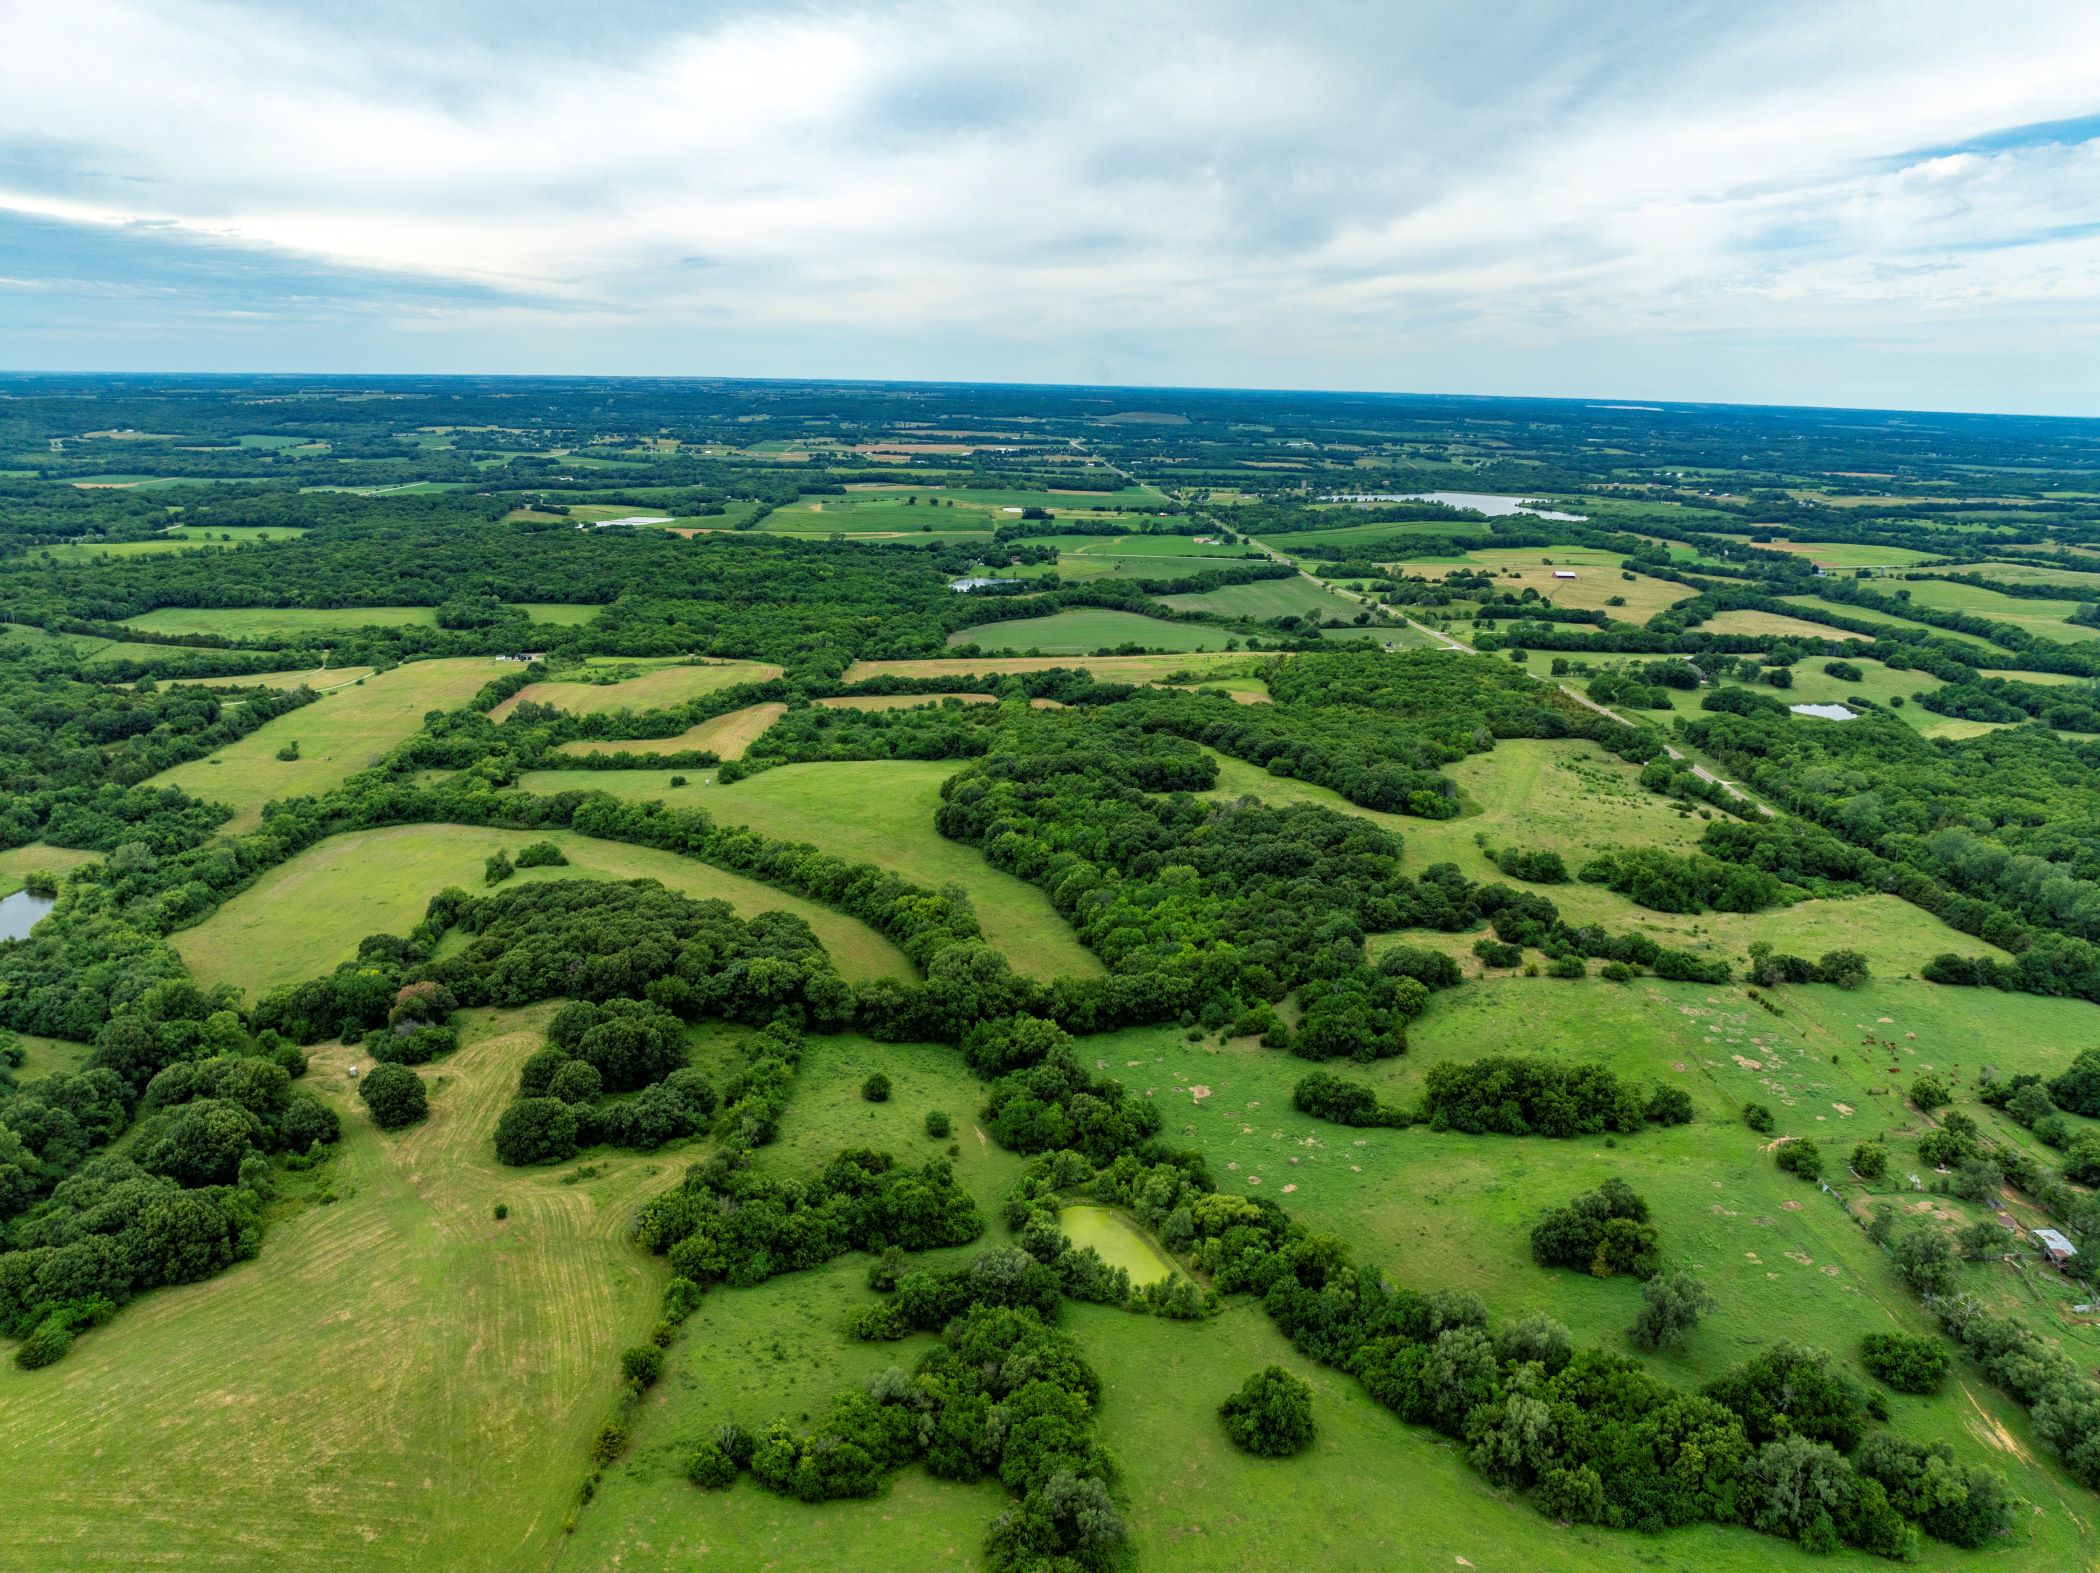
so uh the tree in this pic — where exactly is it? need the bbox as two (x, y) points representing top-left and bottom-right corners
(1858, 1332), (1948, 1394)
(1218, 1365), (1315, 1457)
(1850, 1142), (1887, 1181)
(925, 1110), (952, 1138)
(1815, 949), (1869, 989)
(1630, 1270), (1716, 1351)
(1743, 1102), (1775, 1133)
(358, 1063), (427, 1130)
(484, 848), (514, 884)
(862, 1072), (891, 1103)
(1775, 1138), (1822, 1180)
(494, 1097), (579, 1165)
(1910, 1075), (1949, 1111)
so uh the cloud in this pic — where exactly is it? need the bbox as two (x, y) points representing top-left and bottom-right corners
(0, 0), (2097, 410)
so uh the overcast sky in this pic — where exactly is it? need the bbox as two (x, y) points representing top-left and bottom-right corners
(2, 0), (2098, 413)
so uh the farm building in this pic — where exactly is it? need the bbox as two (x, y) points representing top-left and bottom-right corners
(1551, 569), (1577, 579)
(2036, 1227), (2078, 1265)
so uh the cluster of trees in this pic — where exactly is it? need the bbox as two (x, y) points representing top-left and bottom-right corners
(1577, 847), (1788, 915)
(495, 997), (724, 1165)
(1219, 1366), (1315, 1456)
(1529, 1178), (1660, 1279)
(971, 1016), (1163, 1164)
(1421, 1057), (1691, 1138)
(1292, 1070), (1406, 1128)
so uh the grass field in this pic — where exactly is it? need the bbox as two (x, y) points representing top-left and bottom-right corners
(0, 842), (98, 897)
(1885, 577), (2100, 644)
(1251, 517), (1493, 552)
(1159, 575), (1360, 622)
(1011, 532), (1251, 563)
(1776, 597), (2013, 655)
(147, 657), (510, 833)
(166, 524), (309, 543)
(1390, 556), (1694, 622)
(0, 1005), (679, 1572)
(512, 761), (1101, 980)
(1962, 562), (2100, 591)
(489, 661), (783, 720)
(814, 692), (996, 710)
(552, 701), (786, 760)
(122, 605), (597, 640)
(1706, 608), (1878, 642)
(173, 823), (913, 999)
(169, 664), (376, 692)
(35, 537), (256, 563)
(1758, 541), (1940, 569)
(949, 609), (1235, 653)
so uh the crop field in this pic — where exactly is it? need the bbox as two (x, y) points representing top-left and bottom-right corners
(1706, 608), (1879, 642)
(0, 1006), (679, 1573)
(949, 609), (1236, 653)
(488, 660), (783, 719)
(1159, 574), (1359, 621)
(512, 760), (1101, 979)
(552, 700), (786, 759)
(146, 657), (510, 832)
(173, 823), (911, 999)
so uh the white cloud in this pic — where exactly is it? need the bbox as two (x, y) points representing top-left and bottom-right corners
(1, 0), (2098, 408)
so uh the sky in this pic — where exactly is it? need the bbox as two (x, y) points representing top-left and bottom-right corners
(2, 0), (2098, 414)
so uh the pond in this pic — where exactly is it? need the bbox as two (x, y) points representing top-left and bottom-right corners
(1058, 1204), (1180, 1287)
(0, 888), (55, 941)
(1790, 702), (1859, 721)
(1322, 489), (1587, 521)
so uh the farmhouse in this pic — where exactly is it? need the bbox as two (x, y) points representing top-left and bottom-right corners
(2037, 1227), (2078, 1266)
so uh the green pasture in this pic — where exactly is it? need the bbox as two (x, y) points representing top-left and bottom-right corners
(1252, 517), (1494, 553)
(1011, 532), (1248, 562)
(1887, 577), (2100, 644)
(843, 651), (1270, 684)
(1776, 597), (2013, 655)
(0, 1006), (677, 1573)
(168, 664), (376, 692)
(148, 657), (511, 832)
(1160, 575), (1360, 622)
(949, 609), (1236, 653)
(552, 701), (785, 760)
(173, 823), (911, 999)
(1708, 608), (1880, 643)
(0, 842), (97, 898)
(513, 759), (1101, 980)
(1761, 541), (1939, 569)
(489, 660), (782, 720)
(1961, 561), (2100, 591)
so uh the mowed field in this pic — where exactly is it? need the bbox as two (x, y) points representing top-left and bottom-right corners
(488, 661), (783, 719)
(1159, 574), (1360, 622)
(169, 664), (376, 692)
(121, 605), (597, 639)
(511, 761), (1102, 980)
(147, 657), (511, 832)
(949, 609), (1235, 653)
(0, 841), (98, 896)
(172, 823), (912, 998)
(0, 1006), (679, 1573)
(1776, 596), (2013, 655)
(1705, 608), (1877, 642)
(1885, 577), (2100, 644)
(552, 701), (786, 760)
(1390, 554), (1695, 621)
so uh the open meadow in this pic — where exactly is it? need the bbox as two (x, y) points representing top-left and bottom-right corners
(949, 608), (1237, 653)
(488, 660), (783, 719)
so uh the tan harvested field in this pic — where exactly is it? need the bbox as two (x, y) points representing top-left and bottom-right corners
(553, 701), (786, 760)
(489, 661), (783, 720)
(1703, 609), (1873, 641)
(1391, 557), (1693, 621)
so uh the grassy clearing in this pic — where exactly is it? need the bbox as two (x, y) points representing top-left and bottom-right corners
(172, 823), (912, 999)
(1777, 597), (2012, 655)
(489, 661), (783, 720)
(1092, 990), (2096, 1564)
(1979, 666), (2087, 684)
(843, 652), (1268, 683)
(147, 657), (510, 833)
(124, 606), (440, 637)
(1887, 578), (2100, 644)
(1707, 608), (1878, 642)
(1251, 517), (1492, 552)
(0, 1005), (677, 1572)
(513, 602), (603, 626)
(1159, 575), (1360, 622)
(1758, 541), (1940, 569)
(1962, 562), (2100, 591)
(1013, 533), (1250, 562)
(553, 701), (786, 760)
(950, 609), (1235, 654)
(0, 842), (99, 897)
(168, 665), (376, 692)
(14, 1033), (90, 1079)
(512, 761), (1100, 981)
(1392, 555), (1694, 621)
(35, 538), (254, 563)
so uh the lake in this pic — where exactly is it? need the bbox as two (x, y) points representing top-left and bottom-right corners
(1322, 490), (1588, 521)
(0, 888), (55, 941)
(1790, 702), (1859, 721)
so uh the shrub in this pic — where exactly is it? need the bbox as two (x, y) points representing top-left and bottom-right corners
(1547, 954), (1587, 980)
(1850, 1142), (1887, 1181)
(687, 1440), (737, 1488)
(1644, 1084), (1694, 1125)
(493, 1202), (509, 1221)
(357, 1062), (428, 1130)
(494, 1097), (580, 1165)
(484, 849), (514, 885)
(548, 1059), (604, 1106)
(1742, 1101), (1775, 1133)
(621, 1344), (665, 1387)
(1531, 1179), (1659, 1280)
(1909, 1075), (1949, 1111)
(1774, 1138), (1822, 1180)
(1859, 1333), (1949, 1395)
(1218, 1366), (1315, 1457)
(515, 840), (568, 868)
(925, 1110), (952, 1139)
(862, 1072), (891, 1103)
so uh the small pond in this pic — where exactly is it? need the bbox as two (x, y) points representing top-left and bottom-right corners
(1058, 1204), (1180, 1287)
(1789, 702), (1859, 721)
(0, 888), (55, 941)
